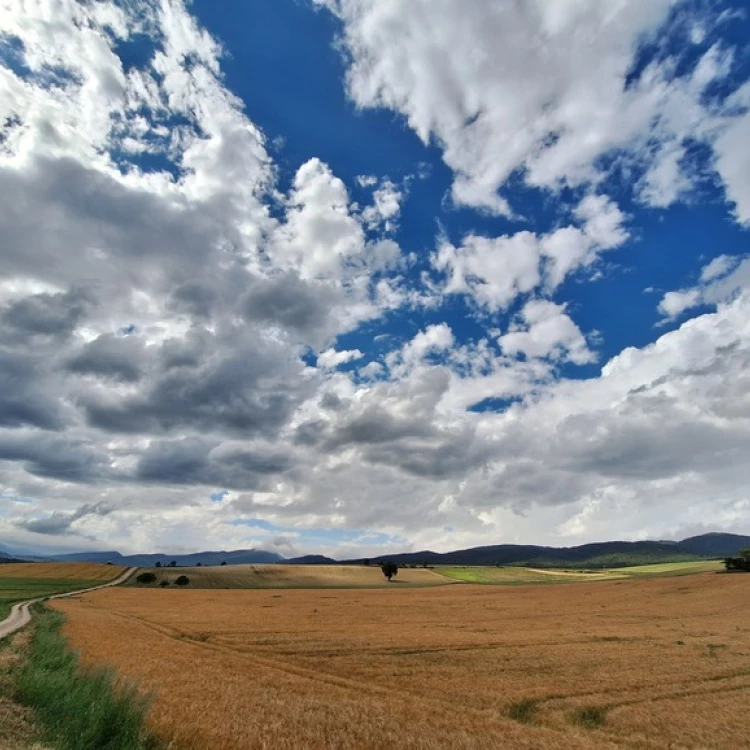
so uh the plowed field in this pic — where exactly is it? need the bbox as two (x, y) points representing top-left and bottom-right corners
(52, 571), (749, 749)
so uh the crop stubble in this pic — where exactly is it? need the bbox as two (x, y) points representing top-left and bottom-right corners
(51, 572), (750, 749)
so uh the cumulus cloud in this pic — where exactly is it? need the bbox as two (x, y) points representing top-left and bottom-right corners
(499, 300), (595, 365)
(658, 254), (749, 320)
(316, 0), (750, 219)
(1, 0), (748, 557)
(434, 194), (628, 309)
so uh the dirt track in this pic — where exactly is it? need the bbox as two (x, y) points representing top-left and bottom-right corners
(0, 567), (137, 641)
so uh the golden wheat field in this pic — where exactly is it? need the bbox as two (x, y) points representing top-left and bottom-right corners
(52, 571), (750, 750)
(127, 564), (452, 589)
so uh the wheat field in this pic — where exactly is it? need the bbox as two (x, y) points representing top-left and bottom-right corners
(51, 571), (749, 749)
(127, 564), (452, 589)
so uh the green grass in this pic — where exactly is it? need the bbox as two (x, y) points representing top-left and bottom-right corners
(609, 560), (723, 576)
(0, 579), (109, 621)
(434, 560), (722, 586)
(435, 566), (615, 584)
(14, 606), (161, 750)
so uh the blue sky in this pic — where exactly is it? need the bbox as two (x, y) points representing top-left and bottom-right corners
(0, 0), (749, 557)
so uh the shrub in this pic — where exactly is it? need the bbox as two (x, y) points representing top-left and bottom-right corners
(570, 705), (608, 729)
(135, 572), (157, 585)
(506, 699), (537, 724)
(159, 580), (170, 587)
(174, 576), (190, 587)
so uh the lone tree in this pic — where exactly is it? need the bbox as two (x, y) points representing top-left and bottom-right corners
(221, 561), (227, 566)
(174, 575), (190, 586)
(136, 572), (157, 584)
(168, 560), (177, 568)
(155, 561), (162, 568)
(381, 561), (398, 581)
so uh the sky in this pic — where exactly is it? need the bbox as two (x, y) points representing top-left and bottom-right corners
(1, 0), (749, 559)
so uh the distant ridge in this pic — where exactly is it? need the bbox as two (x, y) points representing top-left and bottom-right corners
(50, 548), (283, 567)
(344, 533), (750, 569)
(7, 532), (749, 569)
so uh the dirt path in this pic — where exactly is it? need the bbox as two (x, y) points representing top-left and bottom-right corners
(0, 567), (137, 641)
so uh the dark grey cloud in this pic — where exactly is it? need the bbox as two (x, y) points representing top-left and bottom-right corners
(0, 350), (66, 430)
(243, 272), (339, 345)
(0, 434), (112, 482)
(65, 333), (145, 382)
(169, 283), (217, 319)
(16, 501), (113, 536)
(1, 289), (92, 339)
(81, 332), (313, 436)
(136, 438), (293, 490)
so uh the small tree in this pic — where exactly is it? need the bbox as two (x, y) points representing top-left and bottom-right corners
(381, 561), (398, 581)
(221, 561), (227, 566)
(159, 580), (170, 587)
(155, 561), (162, 568)
(168, 560), (177, 568)
(174, 575), (190, 586)
(136, 572), (157, 584)
(196, 562), (202, 567)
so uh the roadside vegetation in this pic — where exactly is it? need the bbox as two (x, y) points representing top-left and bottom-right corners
(11, 606), (160, 750)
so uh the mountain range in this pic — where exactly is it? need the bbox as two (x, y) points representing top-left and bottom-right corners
(1, 533), (748, 569)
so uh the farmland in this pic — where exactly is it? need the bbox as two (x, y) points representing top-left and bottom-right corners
(436, 559), (723, 584)
(126, 563), (452, 589)
(51, 569), (750, 749)
(0, 563), (125, 620)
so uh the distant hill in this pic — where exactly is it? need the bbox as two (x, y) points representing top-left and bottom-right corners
(0, 550), (26, 564)
(50, 548), (284, 567)
(285, 555), (338, 565)
(346, 533), (750, 569)
(14, 531), (750, 571)
(677, 533), (750, 558)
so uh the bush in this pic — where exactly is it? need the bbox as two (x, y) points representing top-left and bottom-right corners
(158, 580), (170, 587)
(506, 699), (537, 724)
(135, 572), (157, 585)
(174, 576), (190, 587)
(570, 705), (608, 729)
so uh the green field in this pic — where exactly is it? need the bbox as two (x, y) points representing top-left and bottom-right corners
(0, 563), (125, 621)
(0, 579), (111, 620)
(435, 559), (723, 585)
(609, 560), (723, 576)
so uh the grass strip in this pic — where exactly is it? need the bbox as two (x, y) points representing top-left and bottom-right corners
(14, 606), (162, 750)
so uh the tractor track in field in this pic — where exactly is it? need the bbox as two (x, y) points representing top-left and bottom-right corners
(61, 598), (749, 749)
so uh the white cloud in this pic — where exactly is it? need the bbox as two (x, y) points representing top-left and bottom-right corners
(317, 348), (365, 369)
(317, 1), (748, 220)
(499, 300), (594, 365)
(658, 254), (750, 320)
(434, 194), (629, 309)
